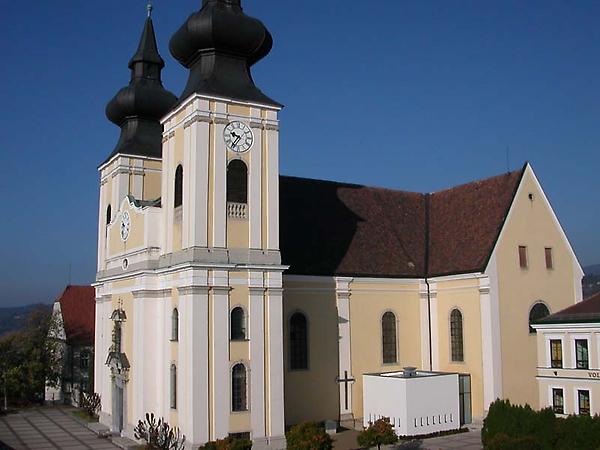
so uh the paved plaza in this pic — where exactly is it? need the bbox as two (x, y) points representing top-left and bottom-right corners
(0, 406), (119, 450)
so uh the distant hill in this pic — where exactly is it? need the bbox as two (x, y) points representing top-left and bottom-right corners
(583, 264), (600, 299)
(585, 264), (600, 276)
(0, 304), (52, 336)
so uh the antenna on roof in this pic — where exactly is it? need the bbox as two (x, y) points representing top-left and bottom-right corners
(505, 146), (510, 173)
(147, 1), (153, 18)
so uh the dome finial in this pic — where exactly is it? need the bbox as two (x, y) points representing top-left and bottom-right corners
(147, 1), (153, 18)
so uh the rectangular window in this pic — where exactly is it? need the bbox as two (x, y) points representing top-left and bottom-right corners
(552, 388), (564, 414)
(550, 340), (562, 368)
(519, 246), (528, 268)
(576, 340), (589, 369)
(545, 247), (554, 269)
(578, 390), (590, 415)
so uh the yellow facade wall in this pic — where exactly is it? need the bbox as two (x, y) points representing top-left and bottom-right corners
(282, 279), (339, 425)
(435, 280), (484, 418)
(349, 282), (422, 421)
(496, 169), (578, 409)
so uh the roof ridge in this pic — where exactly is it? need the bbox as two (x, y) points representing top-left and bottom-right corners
(430, 164), (527, 196)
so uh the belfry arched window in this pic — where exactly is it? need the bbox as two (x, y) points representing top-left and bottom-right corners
(106, 205), (112, 225)
(382, 311), (397, 364)
(232, 363), (247, 412)
(529, 302), (550, 334)
(227, 160), (248, 204)
(171, 308), (179, 342)
(289, 312), (308, 370)
(170, 364), (177, 409)
(450, 309), (464, 362)
(174, 165), (183, 208)
(230, 307), (246, 341)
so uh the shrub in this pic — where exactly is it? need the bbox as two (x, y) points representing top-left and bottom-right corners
(199, 437), (252, 450)
(483, 399), (600, 450)
(79, 392), (101, 418)
(286, 422), (333, 450)
(486, 433), (541, 450)
(134, 413), (186, 450)
(357, 417), (398, 450)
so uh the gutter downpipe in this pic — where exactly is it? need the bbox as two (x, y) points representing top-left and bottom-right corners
(425, 194), (433, 371)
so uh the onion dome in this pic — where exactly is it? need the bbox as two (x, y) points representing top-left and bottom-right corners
(104, 10), (177, 163)
(169, 0), (281, 107)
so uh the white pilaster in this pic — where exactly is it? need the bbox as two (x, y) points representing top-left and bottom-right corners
(429, 283), (439, 371)
(132, 294), (146, 426)
(179, 286), (210, 445)
(248, 117), (263, 250)
(265, 119), (279, 251)
(483, 255), (503, 409)
(188, 106), (211, 248)
(249, 285), (266, 440)
(266, 283), (285, 439)
(213, 104), (228, 249)
(211, 274), (230, 440)
(419, 283), (432, 371)
(335, 277), (354, 417)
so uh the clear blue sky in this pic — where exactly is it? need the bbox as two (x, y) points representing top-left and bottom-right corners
(1, 1), (598, 306)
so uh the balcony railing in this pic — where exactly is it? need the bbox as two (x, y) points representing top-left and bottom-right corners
(227, 202), (248, 219)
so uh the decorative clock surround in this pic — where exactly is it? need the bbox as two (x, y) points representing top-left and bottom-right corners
(120, 211), (131, 242)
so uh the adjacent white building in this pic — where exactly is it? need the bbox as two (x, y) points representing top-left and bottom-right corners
(533, 292), (600, 416)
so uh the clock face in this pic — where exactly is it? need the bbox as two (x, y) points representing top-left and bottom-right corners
(120, 211), (131, 242)
(224, 121), (254, 153)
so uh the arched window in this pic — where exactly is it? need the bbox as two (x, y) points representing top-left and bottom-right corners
(450, 309), (464, 362)
(529, 302), (550, 334)
(227, 160), (248, 204)
(382, 312), (397, 364)
(171, 308), (179, 341)
(170, 364), (177, 409)
(289, 312), (308, 370)
(230, 307), (246, 341)
(232, 364), (247, 412)
(174, 165), (183, 208)
(106, 205), (112, 225)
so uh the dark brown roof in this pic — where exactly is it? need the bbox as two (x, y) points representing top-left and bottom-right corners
(279, 165), (525, 278)
(537, 292), (600, 325)
(57, 286), (95, 343)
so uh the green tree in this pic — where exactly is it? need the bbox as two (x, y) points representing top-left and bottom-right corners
(0, 307), (63, 407)
(357, 417), (398, 450)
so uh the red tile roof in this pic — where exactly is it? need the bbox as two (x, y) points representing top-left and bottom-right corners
(279, 166), (525, 278)
(537, 292), (600, 324)
(57, 285), (95, 343)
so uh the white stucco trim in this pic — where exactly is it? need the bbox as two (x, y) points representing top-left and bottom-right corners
(336, 277), (354, 416)
(249, 287), (266, 439)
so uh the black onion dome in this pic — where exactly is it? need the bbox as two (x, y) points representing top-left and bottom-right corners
(169, 0), (281, 106)
(104, 14), (177, 164)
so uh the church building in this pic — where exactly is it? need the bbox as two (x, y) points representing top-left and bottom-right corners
(93, 1), (584, 449)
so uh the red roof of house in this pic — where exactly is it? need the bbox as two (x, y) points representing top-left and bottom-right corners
(279, 166), (525, 278)
(537, 292), (600, 324)
(57, 285), (95, 343)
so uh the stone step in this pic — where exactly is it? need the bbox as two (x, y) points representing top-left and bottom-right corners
(87, 421), (113, 438)
(111, 436), (140, 450)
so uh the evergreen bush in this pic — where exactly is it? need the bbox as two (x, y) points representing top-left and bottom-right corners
(483, 399), (600, 450)
(198, 437), (252, 450)
(285, 422), (333, 450)
(357, 417), (398, 450)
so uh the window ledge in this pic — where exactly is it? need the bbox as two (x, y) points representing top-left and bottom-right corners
(230, 338), (249, 342)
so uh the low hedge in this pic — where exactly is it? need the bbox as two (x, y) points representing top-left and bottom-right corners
(482, 399), (600, 450)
